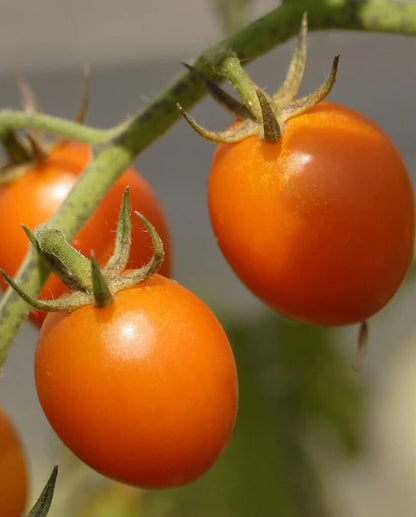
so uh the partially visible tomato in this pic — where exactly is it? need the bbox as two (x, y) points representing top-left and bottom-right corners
(0, 406), (28, 517)
(0, 142), (172, 326)
(35, 274), (238, 488)
(208, 102), (415, 326)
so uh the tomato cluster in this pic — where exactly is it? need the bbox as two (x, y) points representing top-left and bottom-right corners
(1, 34), (415, 501)
(0, 140), (238, 489)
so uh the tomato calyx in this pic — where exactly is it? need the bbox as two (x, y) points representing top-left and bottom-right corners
(1, 188), (165, 312)
(177, 13), (339, 144)
(0, 69), (90, 184)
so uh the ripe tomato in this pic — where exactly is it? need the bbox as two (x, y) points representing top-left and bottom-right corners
(0, 406), (28, 517)
(208, 102), (415, 326)
(35, 274), (238, 488)
(0, 141), (172, 326)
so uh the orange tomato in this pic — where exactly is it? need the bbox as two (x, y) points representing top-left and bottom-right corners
(208, 102), (415, 326)
(35, 275), (238, 488)
(0, 142), (172, 326)
(0, 407), (28, 517)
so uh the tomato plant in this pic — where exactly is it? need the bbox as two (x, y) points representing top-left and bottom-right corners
(0, 141), (172, 325)
(208, 102), (415, 326)
(0, 406), (28, 517)
(35, 274), (238, 489)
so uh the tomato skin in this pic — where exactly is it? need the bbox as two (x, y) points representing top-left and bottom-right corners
(0, 142), (172, 326)
(208, 102), (415, 326)
(0, 407), (28, 517)
(35, 275), (238, 488)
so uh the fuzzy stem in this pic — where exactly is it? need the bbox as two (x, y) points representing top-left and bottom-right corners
(0, 111), (120, 145)
(219, 56), (263, 122)
(0, 0), (415, 366)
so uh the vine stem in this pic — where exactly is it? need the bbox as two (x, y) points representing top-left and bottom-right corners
(0, 110), (121, 144)
(0, 0), (415, 366)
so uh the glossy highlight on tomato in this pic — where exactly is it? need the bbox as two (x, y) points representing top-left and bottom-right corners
(0, 141), (172, 326)
(208, 102), (415, 326)
(0, 406), (28, 517)
(35, 274), (238, 488)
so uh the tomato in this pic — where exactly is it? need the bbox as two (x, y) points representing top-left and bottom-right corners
(0, 406), (28, 516)
(35, 274), (238, 488)
(208, 102), (415, 326)
(0, 141), (172, 326)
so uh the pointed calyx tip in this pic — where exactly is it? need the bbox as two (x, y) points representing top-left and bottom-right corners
(178, 14), (340, 145)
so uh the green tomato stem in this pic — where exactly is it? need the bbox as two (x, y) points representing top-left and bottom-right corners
(0, 0), (415, 367)
(219, 56), (263, 122)
(0, 111), (121, 145)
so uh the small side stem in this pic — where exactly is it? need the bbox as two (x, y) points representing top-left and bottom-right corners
(0, 111), (121, 145)
(219, 56), (262, 122)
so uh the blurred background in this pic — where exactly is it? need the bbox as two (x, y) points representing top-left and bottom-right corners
(0, 1), (416, 516)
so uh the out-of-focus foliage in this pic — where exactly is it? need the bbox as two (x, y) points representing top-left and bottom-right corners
(76, 313), (365, 517)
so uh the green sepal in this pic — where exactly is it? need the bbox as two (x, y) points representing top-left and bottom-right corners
(133, 210), (164, 275)
(112, 210), (164, 291)
(256, 89), (281, 143)
(34, 226), (92, 292)
(0, 269), (90, 312)
(74, 66), (90, 125)
(25, 132), (47, 162)
(91, 253), (113, 308)
(273, 12), (308, 103)
(16, 71), (48, 152)
(177, 103), (258, 143)
(21, 225), (41, 254)
(103, 187), (131, 275)
(279, 55), (340, 122)
(1, 129), (32, 164)
(26, 466), (58, 517)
